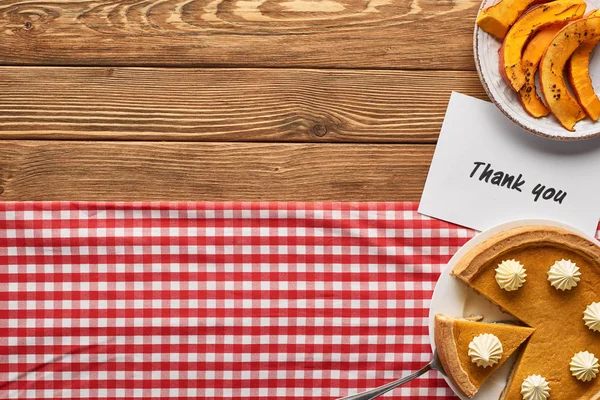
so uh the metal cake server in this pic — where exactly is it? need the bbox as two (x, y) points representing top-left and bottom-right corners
(338, 349), (445, 400)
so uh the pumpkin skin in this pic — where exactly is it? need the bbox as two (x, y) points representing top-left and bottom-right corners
(518, 25), (563, 118)
(567, 11), (600, 121)
(540, 16), (600, 130)
(477, 0), (551, 39)
(500, 0), (586, 92)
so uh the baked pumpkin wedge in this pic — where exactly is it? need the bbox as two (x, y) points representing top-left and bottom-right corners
(477, 0), (551, 40)
(567, 11), (600, 121)
(540, 16), (600, 130)
(518, 25), (563, 118)
(500, 0), (586, 93)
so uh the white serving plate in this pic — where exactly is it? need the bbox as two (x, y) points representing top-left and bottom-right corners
(428, 219), (593, 399)
(474, 0), (600, 140)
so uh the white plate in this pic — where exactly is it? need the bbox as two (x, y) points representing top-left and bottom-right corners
(474, 0), (600, 140)
(427, 219), (594, 399)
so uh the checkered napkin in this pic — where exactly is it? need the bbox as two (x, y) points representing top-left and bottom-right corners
(1, 201), (482, 399)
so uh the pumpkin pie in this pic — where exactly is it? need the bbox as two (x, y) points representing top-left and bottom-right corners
(434, 314), (535, 398)
(452, 225), (600, 399)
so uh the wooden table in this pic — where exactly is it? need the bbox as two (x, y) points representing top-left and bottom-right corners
(0, 0), (487, 201)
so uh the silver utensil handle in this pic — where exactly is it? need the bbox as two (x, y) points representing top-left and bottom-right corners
(337, 363), (433, 400)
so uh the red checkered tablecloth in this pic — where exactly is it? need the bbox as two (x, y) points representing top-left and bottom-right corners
(0, 201), (511, 399)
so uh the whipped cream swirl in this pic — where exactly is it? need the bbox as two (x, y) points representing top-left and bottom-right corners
(547, 259), (581, 291)
(584, 302), (600, 332)
(495, 259), (527, 291)
(467, 333), (503, 368)
(521, 375), (550, 400)
(570, 351), (599, 382)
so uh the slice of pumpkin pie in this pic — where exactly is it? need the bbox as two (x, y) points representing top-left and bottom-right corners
(434, 314), (535, 398)
(452, 225), (600, 399)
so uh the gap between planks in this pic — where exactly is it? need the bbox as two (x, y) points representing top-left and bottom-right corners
(0, 64), (481, 72)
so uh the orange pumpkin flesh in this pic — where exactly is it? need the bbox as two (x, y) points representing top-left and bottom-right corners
(540, 17), (600, 130)
(567, 12), (600, 121)
(518, 25), (563, 117)
(500, 0), (586, 93)
(477, 0), (551, 39)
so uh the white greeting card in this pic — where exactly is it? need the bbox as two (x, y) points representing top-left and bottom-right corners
(419, 92), (600, 236)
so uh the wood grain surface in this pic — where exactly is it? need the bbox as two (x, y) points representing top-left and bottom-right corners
(0, 141), (433, 200)
(0, 0), (480, 200)
(0, 67), (486, 142)
(0, 0), (479, 69)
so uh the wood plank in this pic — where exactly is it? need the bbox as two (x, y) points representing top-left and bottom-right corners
(0, 0), (479, 69)
(0, 67), (487, 142)
(0, 141), (433, 201)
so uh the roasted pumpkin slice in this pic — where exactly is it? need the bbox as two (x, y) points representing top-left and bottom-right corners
(518, 25), (563, 117)
(477, 0), (550, 39)
(500, 0), (586, 92)
(567, 11), (600, 121)
(540, 16), (600, 130)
